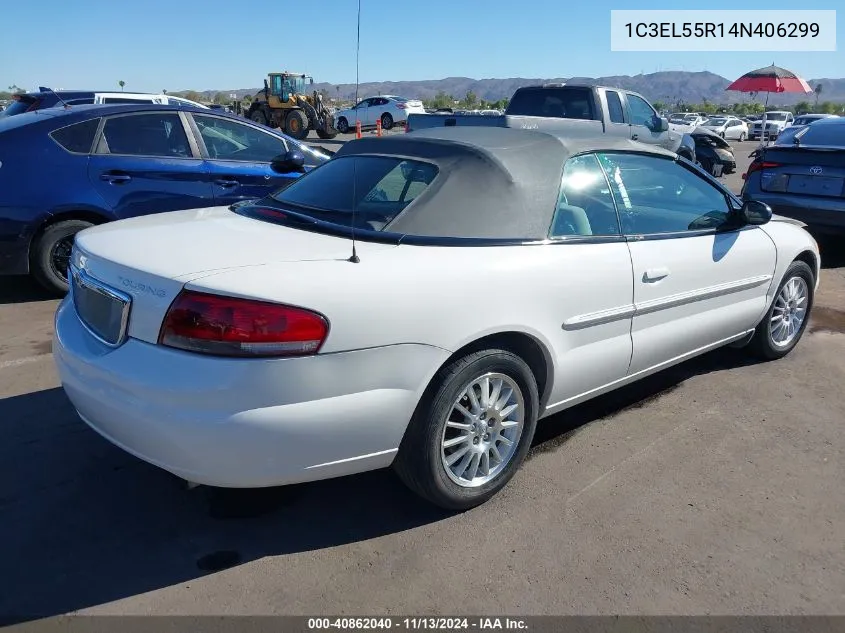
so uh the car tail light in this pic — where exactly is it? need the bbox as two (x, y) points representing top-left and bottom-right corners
(742, 160), (781, 180)
(158, 290), (329, 357)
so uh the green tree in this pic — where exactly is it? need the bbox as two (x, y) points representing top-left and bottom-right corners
(182, 90), (204, 102)
(464, 90), (478, 109)
(118, 80), (125, 91)
(213, 92), (229, 105)
(819, 101), (837, 114)
(652, 100), (666, 112)
(794, 101), (811, 114)
(814, 84), (823, 110)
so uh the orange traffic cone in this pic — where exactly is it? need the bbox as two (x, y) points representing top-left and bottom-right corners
(376, 118), (382, 137)
(355, 120), (362, 139)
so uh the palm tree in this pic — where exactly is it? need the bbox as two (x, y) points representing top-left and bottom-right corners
(162, 89), (167, 95)
(118, 80), (125, 92)
(814, 84), (823, 110)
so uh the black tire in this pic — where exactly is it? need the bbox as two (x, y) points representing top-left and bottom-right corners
(284, 110), (309, 140)
(30, 219), (93, 296)
(747, 260), (815, 361)
(393, 349), (539, 511)
(739, 132), (747, 141)
(380, 113), (394, 131)
(336, 117), (349, 134)
(250, 109), (268, 126)
(316, 129), (337, 140)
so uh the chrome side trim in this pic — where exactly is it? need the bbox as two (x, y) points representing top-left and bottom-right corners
(634, 274), (773, 316)
(562, 304), (636, 330)
(561, 274), (772, 329)
(70, 264), (132, 347)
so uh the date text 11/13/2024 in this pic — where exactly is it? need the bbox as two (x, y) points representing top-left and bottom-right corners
(624, 22), (820, 38)
(307, 617), (529, 630)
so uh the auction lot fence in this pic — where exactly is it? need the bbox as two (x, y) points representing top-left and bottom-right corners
(2, 617), (845, 633)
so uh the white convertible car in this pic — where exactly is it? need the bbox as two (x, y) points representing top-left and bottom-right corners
(53, 128), (821, 510)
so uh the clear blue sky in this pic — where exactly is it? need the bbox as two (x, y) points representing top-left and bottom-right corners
(3, 0), (842, 93)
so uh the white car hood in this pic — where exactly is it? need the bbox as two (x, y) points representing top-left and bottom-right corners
(74, 205), (395, 282)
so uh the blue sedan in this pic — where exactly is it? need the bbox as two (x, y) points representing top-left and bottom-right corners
(0, 103), (331, 294)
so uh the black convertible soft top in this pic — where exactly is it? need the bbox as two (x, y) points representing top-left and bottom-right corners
(333, 127), (677, 240)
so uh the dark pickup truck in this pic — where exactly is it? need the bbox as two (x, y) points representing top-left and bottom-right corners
(406, 84), (696, 163)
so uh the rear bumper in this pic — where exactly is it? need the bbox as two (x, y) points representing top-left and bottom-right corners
(0, 214), (39, 274)
(53, 297), (451, 487)
(0, 238), (30, 275)
(743, 191), (845, 234)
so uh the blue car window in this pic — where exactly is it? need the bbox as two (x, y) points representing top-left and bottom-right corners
(99, 112), (191, 158)
(194, 114), (288, 162)
(49, 118), (101, 154)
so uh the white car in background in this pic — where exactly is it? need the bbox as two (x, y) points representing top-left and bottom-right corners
(334, 95), (425, 133)
(750, 111), (794, 141)
(699, 116), (749, 140)
(670, 112), (708, 127)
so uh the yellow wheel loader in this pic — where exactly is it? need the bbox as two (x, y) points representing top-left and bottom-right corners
(245, 72), (338, 141)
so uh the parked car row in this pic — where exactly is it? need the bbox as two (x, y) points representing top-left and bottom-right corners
(0, 87), (209, 118)
(0, 80), (831, 510)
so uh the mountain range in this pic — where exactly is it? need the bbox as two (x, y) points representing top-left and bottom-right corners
(189, 71), (845, 106)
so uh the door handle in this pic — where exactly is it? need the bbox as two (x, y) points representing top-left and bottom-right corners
(643, 267), (670, 282)
(632, 134), (639, 140)
(100, 173), (131, 184)
(214, 179), (239, 188)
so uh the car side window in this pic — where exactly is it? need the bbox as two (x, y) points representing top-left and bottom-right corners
(597, 153), (732, 235)
(49, 118), (101, 154)
(550, 153), (621, 237)
(605, 91), (625, 124)
(627, 94), (657, 127)
(194, 114), (287, 162)
(97, 112), (191, 158)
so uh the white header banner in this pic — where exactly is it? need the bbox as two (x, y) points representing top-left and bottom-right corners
(610, 10), (836, 52)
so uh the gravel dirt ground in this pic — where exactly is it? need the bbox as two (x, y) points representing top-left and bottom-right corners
(1, 137), (843, 621)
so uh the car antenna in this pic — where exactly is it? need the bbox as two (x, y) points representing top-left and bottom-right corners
(348, 158), (360, 263)
(347, 0), (361, 264)
(39, 86), (70, 109)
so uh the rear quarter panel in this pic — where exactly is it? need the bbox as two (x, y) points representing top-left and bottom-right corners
(185, 240), (638, 412)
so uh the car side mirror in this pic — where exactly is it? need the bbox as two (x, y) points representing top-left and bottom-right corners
(739, 199), (772, 225)
(651, 115), (669, 132)
(270, 150), (306, 174)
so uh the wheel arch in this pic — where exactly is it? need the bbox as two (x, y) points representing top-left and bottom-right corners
(432, 330), (555, 413)
(794, 249), (819, 285)
(28, 208), (112, 261)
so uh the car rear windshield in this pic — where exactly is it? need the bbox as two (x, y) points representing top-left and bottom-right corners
(0, 98), (37, 118)
(258, 156), (439, 229)
(764, 113), (788, 121)
(791, 123), (845, 146)
(506, 87), (596, 120)
(706, 118), (727, 125)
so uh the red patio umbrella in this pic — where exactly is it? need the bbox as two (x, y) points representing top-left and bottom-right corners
(726, 64), (813, 145)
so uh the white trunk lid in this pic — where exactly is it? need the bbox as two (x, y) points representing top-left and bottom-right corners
(72, 205), (395, 344)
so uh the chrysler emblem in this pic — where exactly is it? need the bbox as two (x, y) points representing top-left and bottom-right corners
(810, 166), (823, 175)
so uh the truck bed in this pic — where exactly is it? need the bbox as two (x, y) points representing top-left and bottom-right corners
(406, 113), (606, 137)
